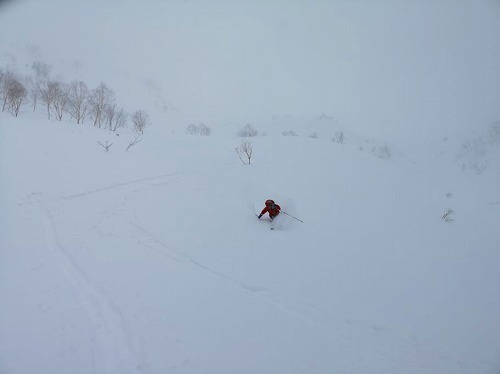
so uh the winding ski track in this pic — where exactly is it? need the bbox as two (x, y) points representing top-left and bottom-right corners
(38, 201), (147, 374)
(129, 222), (323, 329)
(30, 173), (186, 374)
(25, 169), (476, 373)
(30, 170), (325, 373)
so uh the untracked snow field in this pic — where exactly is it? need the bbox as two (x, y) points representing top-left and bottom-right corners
(1, 114), (499, 373)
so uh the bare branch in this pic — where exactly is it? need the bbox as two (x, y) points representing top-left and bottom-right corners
(112, 108), (128, 131)
(126, 136), (142, 151)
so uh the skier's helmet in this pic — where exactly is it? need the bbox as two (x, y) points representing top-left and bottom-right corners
(266, 199), (275, 206)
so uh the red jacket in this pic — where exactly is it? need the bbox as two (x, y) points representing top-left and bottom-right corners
(261, 204), (281, 218)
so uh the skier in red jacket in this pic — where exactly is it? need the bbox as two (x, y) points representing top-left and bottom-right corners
(258, 199), (281, 220)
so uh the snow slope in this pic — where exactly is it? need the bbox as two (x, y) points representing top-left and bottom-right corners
(1, 112), (499, 373)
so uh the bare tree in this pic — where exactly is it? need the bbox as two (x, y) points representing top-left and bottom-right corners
(6, 77), (27, 117)
(0, 70), (10, 112)
(52, 82), (70, 121)
(67, 80), (89, 124)
(0, 70), (17, 112)
(28, 79), (42, 112)
(103, 103), (116, 130)
(89, 83), (115, 128)
(112, 107), (128, 131)
(0, 71), (28, 116)
(131, 109), (150, 134)
(40, 80), (60, 120)
(235, 139), (253, 165)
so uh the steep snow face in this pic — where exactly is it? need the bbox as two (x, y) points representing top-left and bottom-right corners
(1, 112), (499, 373)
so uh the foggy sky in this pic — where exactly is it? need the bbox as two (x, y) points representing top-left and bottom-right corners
(1, 0), (499, 141)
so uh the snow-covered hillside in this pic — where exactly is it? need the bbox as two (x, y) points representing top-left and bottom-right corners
(1, 111), (499, 373)
(1, 0), (500, 371)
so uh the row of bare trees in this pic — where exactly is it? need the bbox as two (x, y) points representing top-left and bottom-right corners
(0, 65), (150, 134)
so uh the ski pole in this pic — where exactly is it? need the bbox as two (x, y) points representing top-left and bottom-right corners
(281, 211), (304, 223)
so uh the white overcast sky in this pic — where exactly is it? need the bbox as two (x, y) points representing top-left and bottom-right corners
(1, 0), (499, 140)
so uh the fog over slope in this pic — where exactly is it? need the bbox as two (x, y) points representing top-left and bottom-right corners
(1, 0), (499, 147)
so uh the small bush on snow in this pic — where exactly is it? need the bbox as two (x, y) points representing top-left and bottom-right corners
(238, 124), (258, 137)
(442, 208), (455, 223)
(186, 123), (212, 136)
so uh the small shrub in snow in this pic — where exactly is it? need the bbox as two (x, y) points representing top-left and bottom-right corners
(332, 131), (344, 144)
(186, 124), (199, 135)
(238, 124), (258, 137)
(309, 132), (319, 139)
(235, 139), (253, 165)
(97, 140), (113, 152)
(442, 208), (455, 223)
(372, 145), (392, 159)
(282, 130), (298, 136)
(199, 123), (212, 136)
(186, 123), (212, 136)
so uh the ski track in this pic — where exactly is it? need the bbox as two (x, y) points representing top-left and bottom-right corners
(129, 222), (323, 329)
(21, 172), (187, 373)
(61, 172), (185, 201)
(18, 172), (185, 207)
(33, 171), (323, 328)
(24, 170), (479, 373)
(37, 200), (149, 374)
